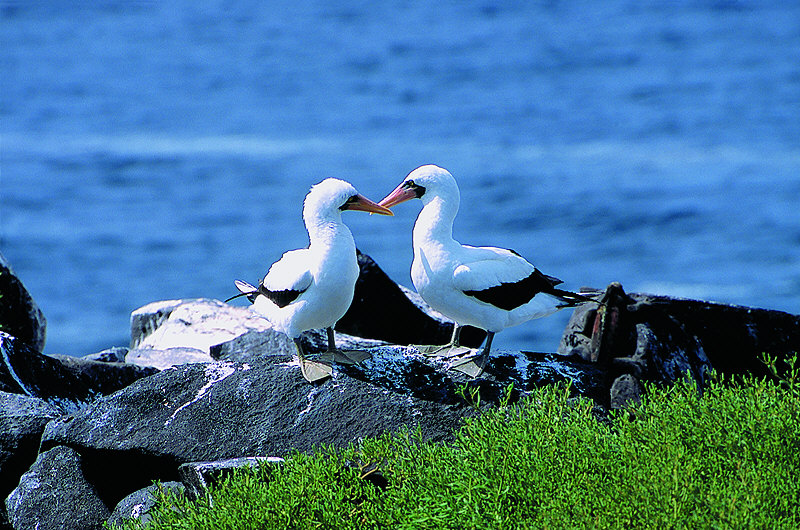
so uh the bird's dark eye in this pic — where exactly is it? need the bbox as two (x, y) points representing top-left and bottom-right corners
(340, 195), (359, 210)
(403, 179), (425, 198)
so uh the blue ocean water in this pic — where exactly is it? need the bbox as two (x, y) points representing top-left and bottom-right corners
(2, 1), (799, 356)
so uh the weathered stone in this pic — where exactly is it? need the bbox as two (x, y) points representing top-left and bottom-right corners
(558, 282), (800, 406)
(38, 354), (469, 508)
(126, 347), (213, 371)
(178, 456), (284, 502)
(126, 299), (273, 369)
(208, 329), (295, 361)
(0, 252), (46, 353)
(5, 446), (109, 530)
(210, 328), (385, 362)
(47, 354), (158, 396)
(609, 374), (643, 409)
(81, 347), (129, 363)
(129, 299), (184, 349)
(628, 293), (800, 379)
(107, 482), (185, 528)
(0, 393), (63, 528)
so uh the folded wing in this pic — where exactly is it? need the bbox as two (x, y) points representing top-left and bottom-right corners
(259, 249), (314, 308)
(453, 247), (563, 311)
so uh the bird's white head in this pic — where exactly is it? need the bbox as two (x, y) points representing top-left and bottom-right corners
(303, 178), (393, 225)
(378, 164), (459, 210)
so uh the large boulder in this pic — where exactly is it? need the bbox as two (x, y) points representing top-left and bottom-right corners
(5, 446), (109, 530)
(0, 393), (63, 528)
(0, 252), (46, 353)
(126, 298), (273, 369)
(39, 353), (483, 510)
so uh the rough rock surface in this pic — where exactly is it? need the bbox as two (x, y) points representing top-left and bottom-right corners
(126, 298), (273, 368)
(126, 346), (215, 371)
(47, 354), (157, 397)
(178, 456), (284, 502)
(38, 354), (477, 510)
(0, 393), (63, 528)
(5, 445), (109, 530)
(81, 347), (129, 363)
(0, 251), (46, 353)
(107, 481), (185, 528)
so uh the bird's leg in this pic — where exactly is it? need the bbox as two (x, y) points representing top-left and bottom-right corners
(418, 324), (472, 357)
(451, 331), (495, 378)
(474, 331), (494, 377)
(326, 327), (337, 351)
(451, 324), (462, 348)
(320, 327), (371, 365)
(294, 337), (332, 383)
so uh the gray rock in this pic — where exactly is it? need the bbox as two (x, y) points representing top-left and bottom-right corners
(38, 354), (475, 508)
(609, 374), (643, 409)
(178, 456), (284, 502)
(126, 298), (273, 369)
(208, 329), (295, 361)
(0, 393), (63, 528)
(126, 347), (213, 371)
(47, 354), (158, 396)
(209, 327), (386, 362)
(5, 446), (109, 530)
(81, 347), (129, 363)
(0, 251), (46, 353)
(129, 299), (183, 349)
(107, 481), (185, 528)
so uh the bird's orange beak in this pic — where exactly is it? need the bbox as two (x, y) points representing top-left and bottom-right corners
(378, 183), (417, 209)
(347, 195), (394, 216)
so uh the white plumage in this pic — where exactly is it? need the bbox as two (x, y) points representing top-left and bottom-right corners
(379, 164), (591, 375)
(229, 178), (392, 381)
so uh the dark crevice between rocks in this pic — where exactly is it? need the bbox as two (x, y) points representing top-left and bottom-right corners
(73, 446), (183, 512)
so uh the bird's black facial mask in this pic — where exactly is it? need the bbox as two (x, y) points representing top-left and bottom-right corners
(404, 179), (426, 198)
(340, 195), (360, 210)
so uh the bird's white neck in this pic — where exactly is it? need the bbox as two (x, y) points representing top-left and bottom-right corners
(305, 213), (355, 256)
(413, 194), (459, 252)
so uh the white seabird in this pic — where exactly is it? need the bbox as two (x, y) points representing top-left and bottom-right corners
(227, 178), (393, 382)
(379, 164), (594, 377)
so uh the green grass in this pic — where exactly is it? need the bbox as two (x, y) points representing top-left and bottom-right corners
(114, 356), (800, 529)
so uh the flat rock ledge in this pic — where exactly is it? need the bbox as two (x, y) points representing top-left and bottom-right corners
(1, 250), (798, 529)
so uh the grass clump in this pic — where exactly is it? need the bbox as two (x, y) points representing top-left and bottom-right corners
(114, 357), (800, 529)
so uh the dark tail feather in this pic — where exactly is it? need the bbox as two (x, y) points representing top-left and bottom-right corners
(551, 288), (604, 307)
(224, 279), (259, 303)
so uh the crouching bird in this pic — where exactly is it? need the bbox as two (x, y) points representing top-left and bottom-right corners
(227, 178), (393, 382)
(379, 164), (596, 377)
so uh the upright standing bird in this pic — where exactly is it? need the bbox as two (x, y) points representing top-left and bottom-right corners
(227, 178), (393, 382)
(379, 165), (594, 377)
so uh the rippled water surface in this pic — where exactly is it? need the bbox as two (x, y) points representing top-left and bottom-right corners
(2, 1), (799, 355)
